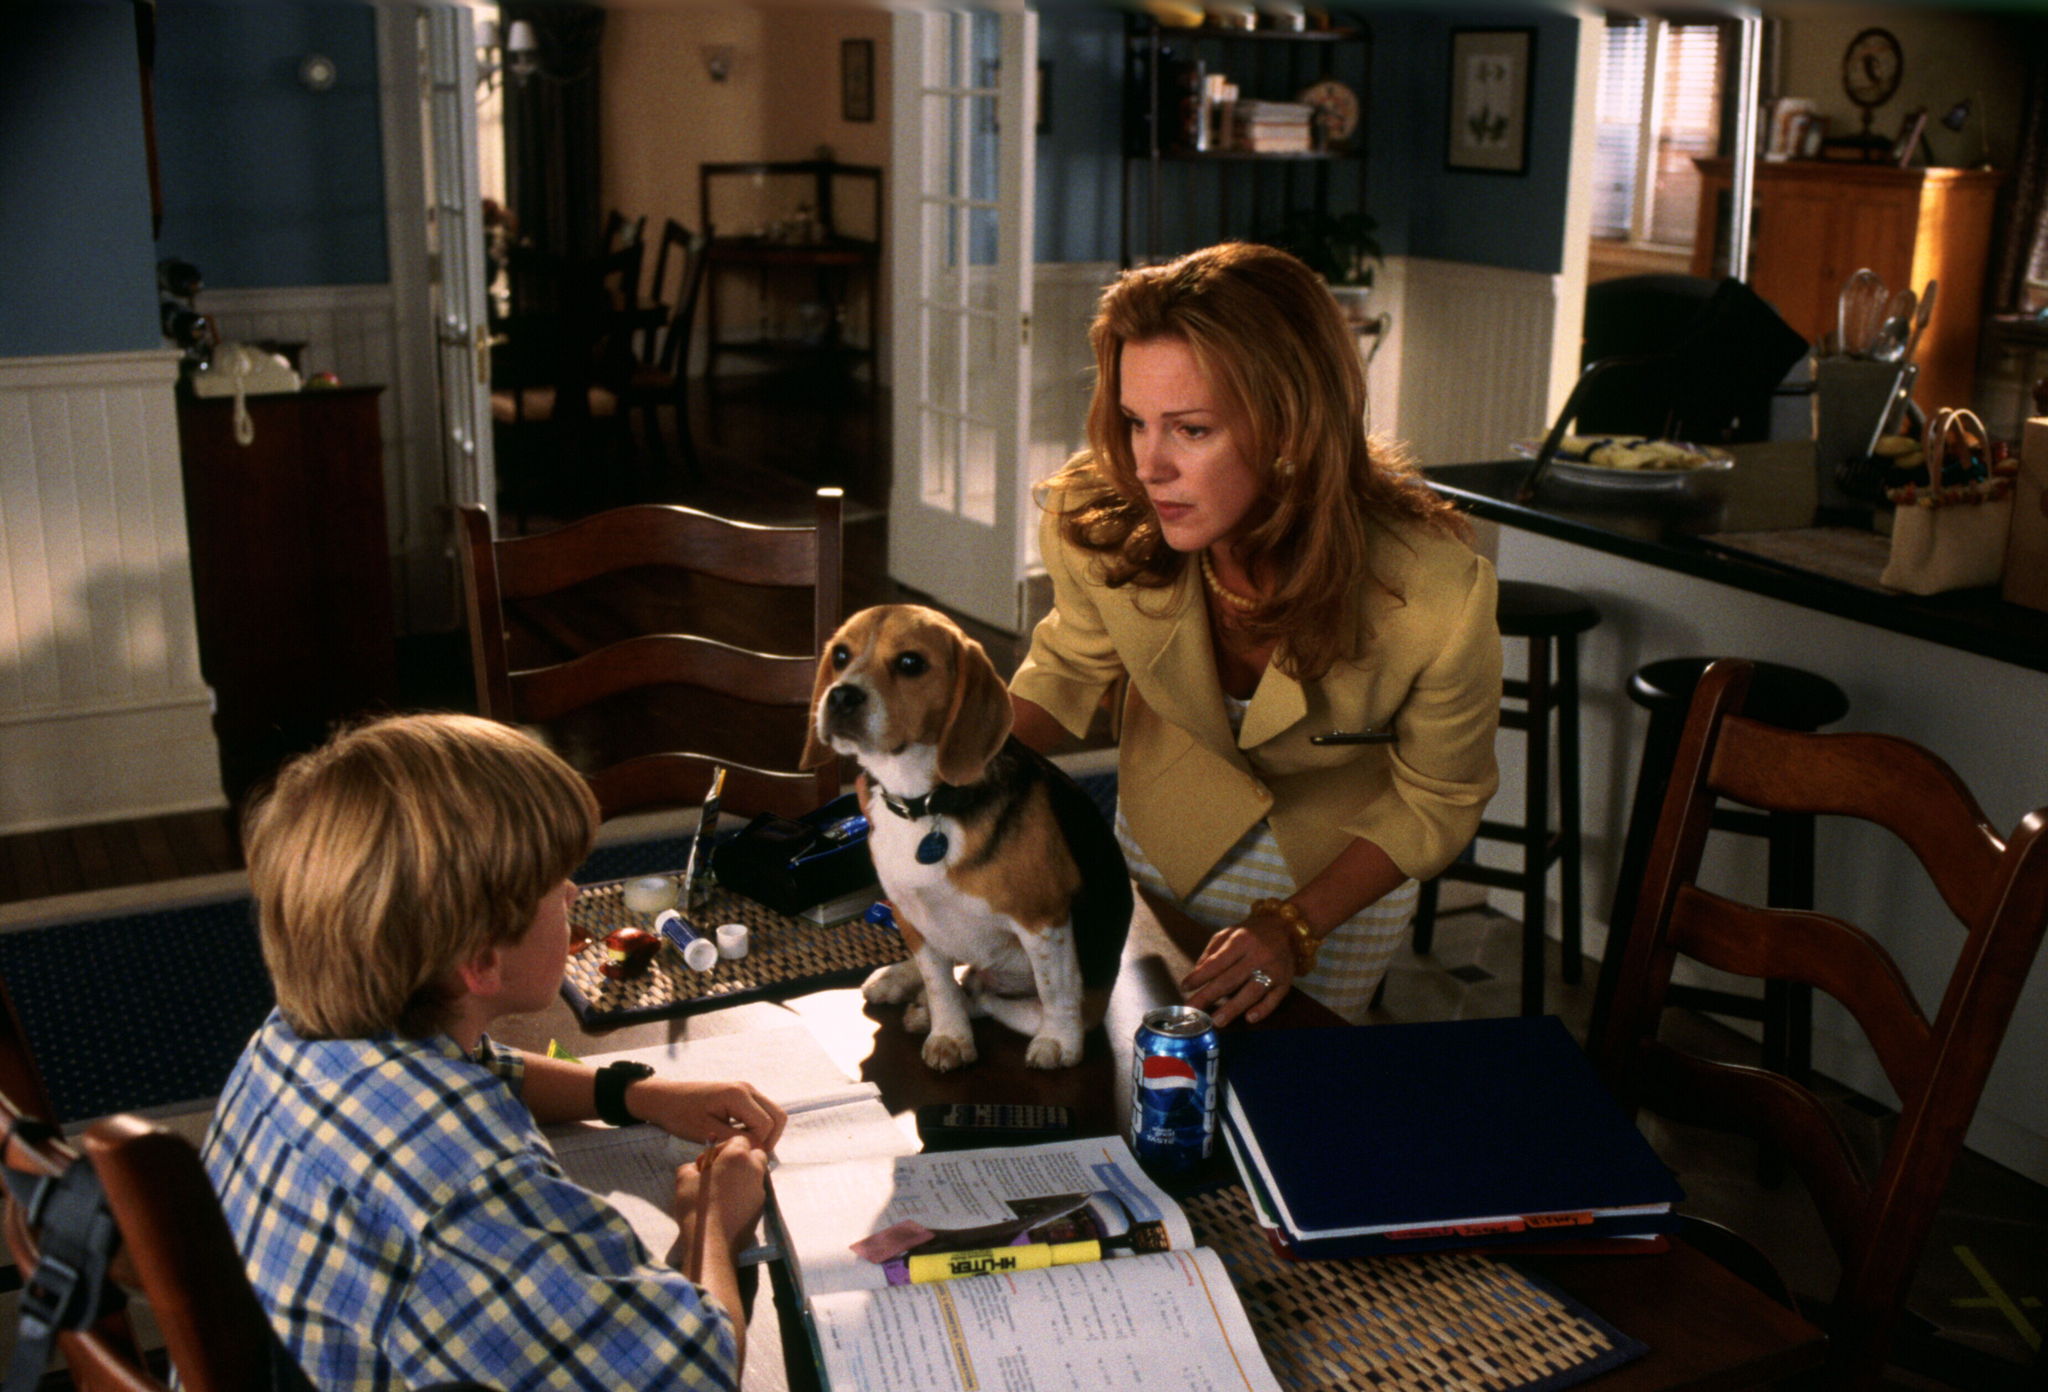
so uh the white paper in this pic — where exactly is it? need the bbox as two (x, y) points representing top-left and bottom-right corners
(811, 1248), (1282, 1392)
(773, 1135), (1195, 1299)
(547, 1024), (918, 1258)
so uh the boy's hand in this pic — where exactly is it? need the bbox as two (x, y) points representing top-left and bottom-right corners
(630, 1078), (787, 1153)
(667, 1137), (769, 1275)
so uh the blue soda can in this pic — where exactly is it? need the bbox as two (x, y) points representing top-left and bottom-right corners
(1129, 1005), (1220, 1171)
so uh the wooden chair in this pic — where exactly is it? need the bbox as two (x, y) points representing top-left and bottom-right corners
(1590, 658), (2048, 1390)
(626, 218), (713, 473)
(492, 242), (645, 521)
(1, 1099), (306, 1392)
(457, 490), (845, 820)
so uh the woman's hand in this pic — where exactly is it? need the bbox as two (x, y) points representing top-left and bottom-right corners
(630, 1078), (787, 1153)
(667, 1136), (769, 1276)
(1181, 910), (1297, 1027)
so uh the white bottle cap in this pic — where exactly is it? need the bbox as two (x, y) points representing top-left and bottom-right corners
(715, 922), (750, 960)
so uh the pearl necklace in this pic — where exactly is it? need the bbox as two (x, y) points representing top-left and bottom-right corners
(1199, 550), (1259, 612)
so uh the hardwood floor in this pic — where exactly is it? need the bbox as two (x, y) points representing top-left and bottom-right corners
(0, 366), (1034, 910)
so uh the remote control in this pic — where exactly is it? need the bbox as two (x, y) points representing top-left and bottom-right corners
(915, 1103), (1075, 1151)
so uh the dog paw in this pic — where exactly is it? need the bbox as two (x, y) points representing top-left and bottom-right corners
(1024, 1033), (1082, 1070)
(861, 959), (923, 1005)
(903, 999), (931, 1034)
(922, 1033), (977, 1072)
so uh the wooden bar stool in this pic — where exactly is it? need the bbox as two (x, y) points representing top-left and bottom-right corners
(1588, 657), (1851, 1078)
(1412, 580), (1600, 1017)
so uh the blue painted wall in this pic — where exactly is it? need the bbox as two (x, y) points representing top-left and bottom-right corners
(0, 3), (162, 358)
(153, 0), (387, 288)
(1035, 11), (1126, 265)
(1396, 8), (1581, 274)
(1033, 5), (1582, 276)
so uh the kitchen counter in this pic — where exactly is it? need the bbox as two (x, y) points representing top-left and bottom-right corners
(1425, 444), (2048, 1186)
(1427, 446), (2048, 674)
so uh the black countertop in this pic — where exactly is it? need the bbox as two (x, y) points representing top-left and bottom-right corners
(1425, 448), (2048, 675)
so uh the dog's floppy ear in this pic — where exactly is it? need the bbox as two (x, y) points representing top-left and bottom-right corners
(799, 633), (844, 771)
(935, 633), (1012, 786)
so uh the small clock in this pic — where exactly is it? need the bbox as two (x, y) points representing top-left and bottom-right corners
(1842, 27), (1902, 115)
(1297, 79), (1359, 147)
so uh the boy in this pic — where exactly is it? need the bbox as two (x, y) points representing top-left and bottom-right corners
(204, 713), (782, 1391)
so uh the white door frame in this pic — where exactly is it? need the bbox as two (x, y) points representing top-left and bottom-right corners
(376, 5), (492, 634)
(886, 9), (1038, 633)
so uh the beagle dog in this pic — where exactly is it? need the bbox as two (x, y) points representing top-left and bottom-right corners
(802, 605), (1130, 1071)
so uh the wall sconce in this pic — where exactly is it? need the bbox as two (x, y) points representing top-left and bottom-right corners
(506, 20), (540, 84)
(702, 44), (736, 83)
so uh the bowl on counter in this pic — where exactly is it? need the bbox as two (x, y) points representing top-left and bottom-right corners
(1511, 436), (1735, 508)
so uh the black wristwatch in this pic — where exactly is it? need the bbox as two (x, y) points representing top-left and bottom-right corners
(593, 1060), (655, 1127)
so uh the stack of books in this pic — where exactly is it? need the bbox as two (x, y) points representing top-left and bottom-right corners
(1233, 99), (1315, 153)
(1220, 1016), (1684, 1258)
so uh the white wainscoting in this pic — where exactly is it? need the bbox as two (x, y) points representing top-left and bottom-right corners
(0, 351), (224, 832)
(1392, 258), (1563, 468)
(201, 284), (449, 632)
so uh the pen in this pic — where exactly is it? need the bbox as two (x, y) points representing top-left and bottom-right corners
(1309, 728), (1395, 745)
(906, 1239), (1101, 1284)
(679, 766), (726, 907)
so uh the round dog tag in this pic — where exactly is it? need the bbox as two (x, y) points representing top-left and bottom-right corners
(915, 830), (950, 865)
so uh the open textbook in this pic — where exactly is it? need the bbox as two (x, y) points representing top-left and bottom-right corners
(772, 1136), (1283, 1392)
(546, 1024), (918, 1258)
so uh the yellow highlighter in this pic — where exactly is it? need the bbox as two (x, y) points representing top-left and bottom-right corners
(907, 1239), (1101, 1284)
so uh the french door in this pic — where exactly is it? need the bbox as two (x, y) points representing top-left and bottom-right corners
(887, 9), (1038, 633)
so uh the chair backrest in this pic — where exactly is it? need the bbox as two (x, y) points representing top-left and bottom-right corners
(1591, 659), (2048, 1389)
(2, 1098), (300, 1392)
(644, 217), (712, 376)
(457, 491), (845, 820)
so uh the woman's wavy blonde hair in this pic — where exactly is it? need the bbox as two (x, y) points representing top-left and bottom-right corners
(1047, 241), (1464, 682)
(244, 713), (599, 1040)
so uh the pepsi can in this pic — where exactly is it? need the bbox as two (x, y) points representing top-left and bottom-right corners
(1129, 1005), (1220, 1171)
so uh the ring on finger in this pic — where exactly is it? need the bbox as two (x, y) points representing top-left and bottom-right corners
(1249, 968), (1275, 992)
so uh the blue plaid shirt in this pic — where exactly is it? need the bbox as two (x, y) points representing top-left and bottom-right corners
(202, 1011), (737, 1392)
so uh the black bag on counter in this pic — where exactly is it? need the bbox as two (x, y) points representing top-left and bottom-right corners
(710, 793), (876, 917)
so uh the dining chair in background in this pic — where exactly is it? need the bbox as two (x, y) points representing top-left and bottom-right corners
(492, 241), (646, 524)
(1590, 658), (2048, 1391)
(625, 218), (713, 475)
(457, 489), (845, 821)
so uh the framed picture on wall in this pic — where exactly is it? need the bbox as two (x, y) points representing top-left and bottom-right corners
(1446, 27), (1535, 175)
(842, 38), (875, 123)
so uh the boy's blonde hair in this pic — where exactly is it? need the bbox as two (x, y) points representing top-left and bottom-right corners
(244, 713), (599, 1040)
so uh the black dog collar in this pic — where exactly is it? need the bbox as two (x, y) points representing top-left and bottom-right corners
(871, 780), (975, 822)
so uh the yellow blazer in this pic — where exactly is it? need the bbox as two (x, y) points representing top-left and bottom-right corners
(1011, 504), (1502, 900)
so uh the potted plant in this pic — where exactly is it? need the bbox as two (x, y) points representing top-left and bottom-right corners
(1269, 208), (1381, 325)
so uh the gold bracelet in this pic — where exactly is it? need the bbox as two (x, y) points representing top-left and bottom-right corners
(1251, 897), (1320, 976)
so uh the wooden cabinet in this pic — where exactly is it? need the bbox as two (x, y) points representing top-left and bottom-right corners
(1692, 158), (2002, 416)
(174, 386), (397, 801)
(697, 161), (882, 380)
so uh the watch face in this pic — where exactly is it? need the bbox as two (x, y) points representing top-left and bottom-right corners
(1843, 27), (1902, 109)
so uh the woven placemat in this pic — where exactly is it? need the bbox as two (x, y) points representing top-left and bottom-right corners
(561, 880), (907, 1028)
(1183, 1186), (1647, 1392)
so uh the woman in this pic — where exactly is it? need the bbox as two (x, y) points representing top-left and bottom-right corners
(1009, 242), (1501, 1027)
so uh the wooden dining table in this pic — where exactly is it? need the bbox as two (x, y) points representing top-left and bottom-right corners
(499, 880), (1826, 1392)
